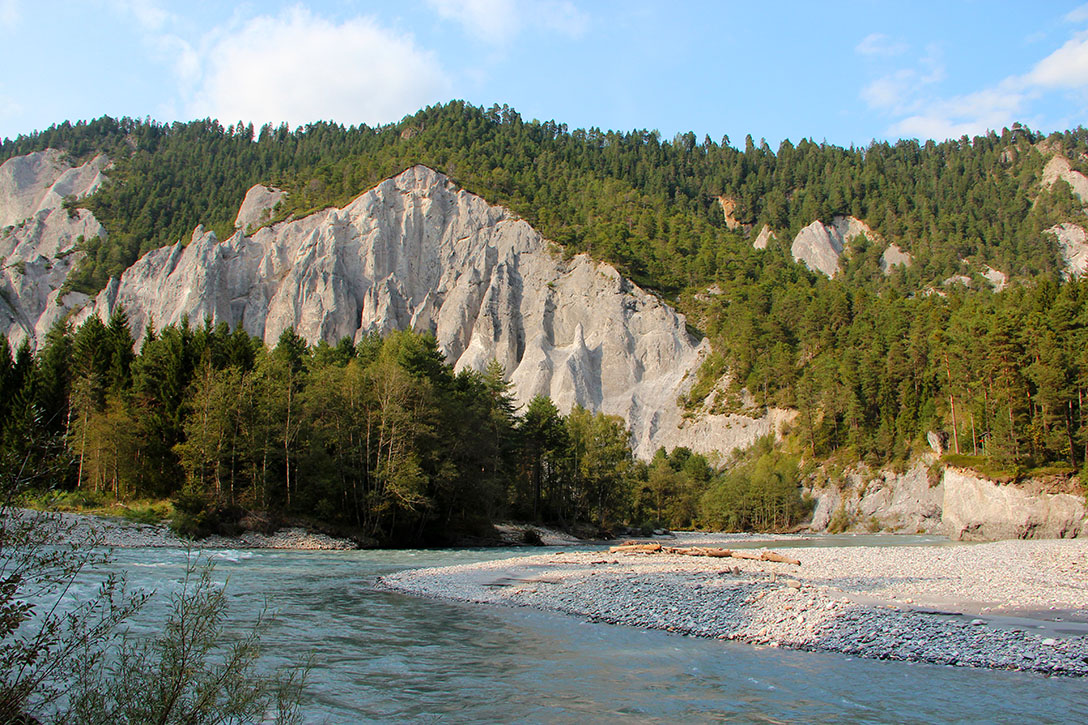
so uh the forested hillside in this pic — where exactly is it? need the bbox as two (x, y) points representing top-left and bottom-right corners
(2, 101), (1088, 532)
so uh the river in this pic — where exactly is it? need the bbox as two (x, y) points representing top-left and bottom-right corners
(93, 540), (1087, 724)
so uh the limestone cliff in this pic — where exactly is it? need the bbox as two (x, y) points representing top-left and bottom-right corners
(806, 458), (944, 534)
(806, 460), (1087, 540)
(0, 150), (108, 349)
(1041, 155), (1088, 205)
(941, 468), (1088, 541)
(74, 164), (775, 459)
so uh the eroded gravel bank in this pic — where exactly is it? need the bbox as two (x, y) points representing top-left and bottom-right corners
(381, 539), (1088, 676)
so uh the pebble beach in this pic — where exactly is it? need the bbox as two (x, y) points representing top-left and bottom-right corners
(381, 538), (1088, 676)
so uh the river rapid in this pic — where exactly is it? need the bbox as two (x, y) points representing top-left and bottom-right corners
(94, 539), (1087, 724)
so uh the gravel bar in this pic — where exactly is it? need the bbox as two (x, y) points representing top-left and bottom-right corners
(380, 539), (1088, 676)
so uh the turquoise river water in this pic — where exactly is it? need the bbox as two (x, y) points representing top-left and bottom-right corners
(85, 538), (1088, 724)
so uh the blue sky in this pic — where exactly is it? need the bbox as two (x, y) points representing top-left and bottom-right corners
(2, 1), (1087, 148)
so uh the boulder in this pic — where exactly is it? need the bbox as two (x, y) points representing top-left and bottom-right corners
(879, 243), (912, 274)
(234, 184), (286, 233)
(753, 224), (774, 250)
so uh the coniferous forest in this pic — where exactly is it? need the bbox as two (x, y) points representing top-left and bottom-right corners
(3, 101), (1088, 540)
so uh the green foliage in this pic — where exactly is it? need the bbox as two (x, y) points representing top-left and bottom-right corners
(826, 503), (852, 535)
(118, 500), (172, 524)
(67, 558), (308, 724)
(0, 419), (305, 722)
(699, 438), (810, 531)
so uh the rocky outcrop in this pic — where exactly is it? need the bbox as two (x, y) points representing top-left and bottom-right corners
(807, 458), (944, 534)
(981, 265), (1007, 292)
(808, 461), (1088, 540)
(1041, 155), (1088, 205)
(790, 216), (876, 278)
(0, 150), (108, 348)
(752, 224), (774, 250)
(1046, 222), (1088, 280)
(717, 196), (743, 231)
(77, 164), (773, 459)
(941, 468), (1088, 541)
(234, 184), (286, 233)
(879, 243), (912, 274)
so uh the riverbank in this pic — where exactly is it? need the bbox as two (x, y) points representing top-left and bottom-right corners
(11, 507), (597, 550)
(380, 538), (1088, 676)
(8, 507), (358, 550)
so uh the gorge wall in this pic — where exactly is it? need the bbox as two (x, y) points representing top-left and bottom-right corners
(0, 154), (787, 460)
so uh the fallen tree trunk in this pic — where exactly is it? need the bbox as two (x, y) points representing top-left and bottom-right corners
(761, 551), (802, 566)
(610, 543), (800, 565)
(608, 543), (663, 553)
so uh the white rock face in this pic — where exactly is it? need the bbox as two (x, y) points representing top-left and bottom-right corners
(234, 184), (286, 232)
(790, 215), (876, 278)
(981, 265), (1007, 292)
(0, 150), (108, 348)
(1046, 222), (1088, 279)
(942, 274), (972, 288)
(879, 243), (912, 274)
(1041, 155), (1088, 205)
(942, 468), (1088, 541)
(807, 458), (944, 533)
(82, 164), (768, 459)
(752, 224), (774, 250)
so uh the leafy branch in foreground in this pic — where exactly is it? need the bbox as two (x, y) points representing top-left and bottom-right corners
(68, 558), (309, 725)
(0, 430), (308, 723)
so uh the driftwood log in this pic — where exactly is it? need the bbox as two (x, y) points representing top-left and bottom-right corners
(608, 543), (801, 566)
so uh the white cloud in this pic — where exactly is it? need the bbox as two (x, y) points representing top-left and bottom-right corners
(855, 33), (908, 57)
(890, 85), (1028, 140)
(860, 45), (944, 114)
(425, 0), (588, 42)
(1026, 31), (1088, 88)
(109, 0), (169, 32)
(106, 0), (200, 90)
(189, 7), (450, 128)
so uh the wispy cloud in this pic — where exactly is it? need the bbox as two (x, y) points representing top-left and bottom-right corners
(425, 0), (588, 43)
(1066, 3), (1088, 23)
(860, 45), (945, 115)
(188, 7), (450, 128)
(0, 0), (19, 28)
(107, 0), (200, 89)
(890, 83), (1029, 141)
(860, 17), (1088, 140)
(855, 33), (908, 57)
